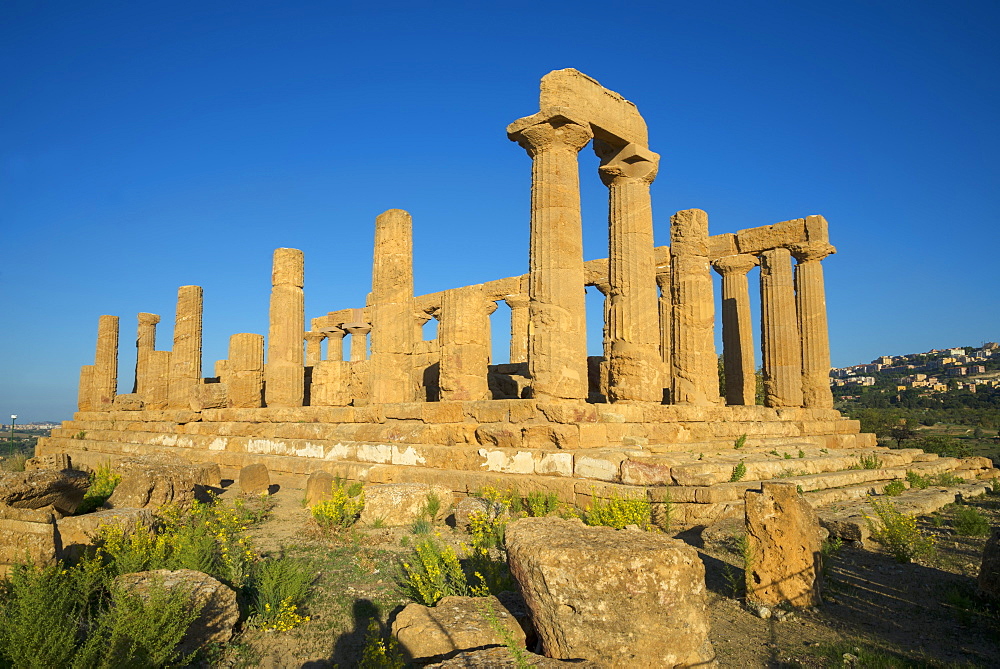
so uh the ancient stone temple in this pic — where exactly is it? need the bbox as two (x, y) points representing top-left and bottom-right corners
(39, 70), (996, 528)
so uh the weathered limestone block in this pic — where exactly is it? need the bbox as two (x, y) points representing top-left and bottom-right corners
(760, 248), (803, 408)
(56, 507), (155, 561)
(597, 140), (662, 403)
(391, 595), (527, 663)
(191, 383), (228, 411)
(0, 469), (90, 515)
(304, 470), (334, 506)
(105, 460), (200, 510)
(266, 248), (305, 407)
(115, 569), (239, 656)
(359, 483), (454, 526)
(670, 209), (720, 406)
(0, 505), (58, 573)
(112, 393), (144, 410)
(439, 284), (491, 402)
(228, 333), (264, 408)
(539, 68), (648, 146)
(508, 112), (592, 402)
(745, 481), (823, 608)
(24, 453), (72, 471)
(144, 349), (172, 410)
(168, 286), (204, 409)
(978, 526), (1000, 600)
(93, 315), (119, 410)
(453, 496), (510, 531)
(239, 463), (270, 495)
(505, 517), (715, 665)
(370, 209), (417, 404)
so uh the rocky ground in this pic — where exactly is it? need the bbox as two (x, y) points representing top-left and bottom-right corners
(207, 481), (1000, 668)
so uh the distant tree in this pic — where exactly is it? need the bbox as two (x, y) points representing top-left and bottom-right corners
(889, 423), (917, 448)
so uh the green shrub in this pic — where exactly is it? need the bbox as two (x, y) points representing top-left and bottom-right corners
(400, 537), (470, 605)
(906, 471), (930, 489)
(920, 436), (972, 458)
(358, 619), (405, 669)
(77, 463), (123, 515)
(410, 518), (432, 535)
(730, 460), (747, 482)
(526, 490), (559, 517)
(930, 472), (965, 486)
(865, 497), (936, 563)
(952, 505), (990, 536)
(798, 449), (806, 459)
(734, 434), (747, 450)
(584, 492), (651, 530)
(247, 556), (314, 631)
(858, 454), (883, 470)
(423, 491), (442, 522)
(311, 479), (365, 531)
(883, 481), (906, 497)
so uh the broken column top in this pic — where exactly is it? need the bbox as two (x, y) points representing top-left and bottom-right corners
(539, 68), (648, 147)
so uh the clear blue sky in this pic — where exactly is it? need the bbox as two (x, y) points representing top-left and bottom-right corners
(3, 1), (998, 422)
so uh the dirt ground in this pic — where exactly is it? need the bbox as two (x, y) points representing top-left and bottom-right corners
(211, 483), (1000, 668)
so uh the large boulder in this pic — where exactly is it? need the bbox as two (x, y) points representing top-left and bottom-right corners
(0, 468), (90, 515)
(56, 507), (156, 561)
(392, 595), (527, 663)
(978, 526), (1000, 600)
(360, 483), (454, 526)
(505, 517), (715, 666)
(0, 504), (58, 574)
(114, 569), (239, 656)
(745, 481), (823, 608)
(104, 459), (201, 510)
(304, 471), (334, 506)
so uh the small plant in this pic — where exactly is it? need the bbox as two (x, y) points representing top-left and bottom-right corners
(584, 491), (651, 530)
(952, 504), (990, 536)
(410, 518), (432, 535)
(820, 536), (844, 558)
(930, 472), (965, 486)
(820, 448), (829, 454)
(73, 430), (87, 440)
(783, 452), (792, 459)
(526, 490), (560, 517)
(358, 619), (406, 669)
(858, 454), (883, 470)
(722, 563), (741, 599)
(77, 462), (122, 514)
(478, 597), (531, 669)
(768, 449), (779, 456)
(906, 471), (931, 489)
(883, 481), (906, 497)
(698, 452), (704, 460)
(423, 491), (442, 522)
(311, 479), (365, 531)
(865, 497), (936, 563)
(400, 537), (470, 605)
(796, 485), (804, 495)
(798, 449), (806, 458)
(734, 434), (747, 449)
(247, 556), (314, 631)
(730, 460), (747, 482)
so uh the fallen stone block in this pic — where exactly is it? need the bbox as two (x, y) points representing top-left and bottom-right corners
(104, 459), (201, 510)
(0, 504), (58, 574)
(392, 595), (526, 663)
(304, 470), (335, 506)
(505, 517), (715, 666)
(0, 468), (90, 515)
(57, 507), (155, 561)
(24, 453), (72, 471)
(239, 463), (270, 494)
(360, 482), (454, 526)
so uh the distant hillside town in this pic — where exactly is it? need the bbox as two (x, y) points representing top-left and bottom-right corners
(830, 342), (1000, 395)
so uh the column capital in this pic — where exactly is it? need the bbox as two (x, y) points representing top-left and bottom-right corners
(343, 322), (371, 336)
(507, 112), (593, 158)
(320, 325), (345, 337)
(712, 254), (759, 276)
(655, 272), (670, 290)
(789, 242), (836, 263)
(138, 312), (160, 326)
(304, 330), (325, 343)
(485, 301), (499, 316)
(503, 293), (530, 310)
(593, 281), (611, 296)
(595, 140), (659, 186)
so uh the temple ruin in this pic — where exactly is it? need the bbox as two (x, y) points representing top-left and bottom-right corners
(39, 69), (996, 528)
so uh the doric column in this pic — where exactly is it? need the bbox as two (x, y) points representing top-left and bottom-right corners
(265, 249), (305, 407)
(144, 351), (171, 410)
(656, 271), (672, 398)
(168, 285), (203, 409)
(370, 208), (416, 403)
(305, 331), (324, 367)
(791, 241), (836, 409)
(439, 284), (490, 401)
(669, 209), (720, 406)
(508, 112), (593, 401)
(593, 281), (613, 400)
(78, 365), (95, 411)
(759, 247), (803, 407)
(134, 312), (159, 395)
(92, 315), (119, 410)
(228, 333), (264, 408)
(321, 326), (346, 362)
(597, 141), (662, 403)
(712, 254), (759, 406)
(344, 323), (371, 362)
(504, 294), (530, 364)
